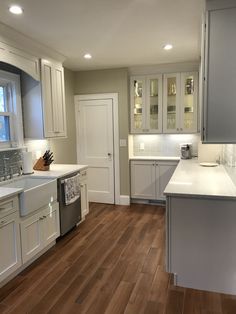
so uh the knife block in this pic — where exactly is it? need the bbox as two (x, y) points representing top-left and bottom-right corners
(33, 157), (50, 171)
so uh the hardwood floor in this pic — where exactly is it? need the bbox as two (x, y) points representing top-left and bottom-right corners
(0, 203), (236, 314)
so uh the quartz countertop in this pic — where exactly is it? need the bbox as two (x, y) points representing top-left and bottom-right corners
(0, 164), (88, 202)
(0, 187), (23, 201)
(130, 156), (180, 161)
(32, 164), (88, 179)
(164, 159), (236, 199)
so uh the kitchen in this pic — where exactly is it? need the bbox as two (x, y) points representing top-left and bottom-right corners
(0, 0), (236, 313)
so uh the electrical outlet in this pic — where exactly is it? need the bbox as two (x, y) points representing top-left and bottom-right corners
(139, 143), (145, 150)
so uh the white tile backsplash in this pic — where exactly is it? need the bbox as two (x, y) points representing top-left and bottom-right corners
(131, 134), (200, 157)
(222, 144), (236, 167)
(24, 139), (50, 163)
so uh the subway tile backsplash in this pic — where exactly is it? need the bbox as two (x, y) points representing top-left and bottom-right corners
(131, 134), (200, 157)
(0, 149), (22, 179)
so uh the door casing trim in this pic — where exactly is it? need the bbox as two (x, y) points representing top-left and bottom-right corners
(74, 93), (120, 205)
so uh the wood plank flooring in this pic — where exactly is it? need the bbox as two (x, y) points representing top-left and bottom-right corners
(0, 202), (236, 314)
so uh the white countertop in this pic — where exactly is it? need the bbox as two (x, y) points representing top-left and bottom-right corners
(0, 164), (88, 201)
(32, 164), (88, 179)
(164, 159), (236, 199)
(130, 156), (180, 161)
(0, 187), (23, 201)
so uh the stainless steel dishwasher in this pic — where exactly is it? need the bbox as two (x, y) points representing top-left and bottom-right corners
(57, 172), (81, 236)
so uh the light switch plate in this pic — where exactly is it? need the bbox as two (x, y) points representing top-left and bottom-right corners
(120, 139), (127, 147)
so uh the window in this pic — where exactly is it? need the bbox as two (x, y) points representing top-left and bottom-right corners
(0, 70), (23, 148)
(0, 85), (11, 142)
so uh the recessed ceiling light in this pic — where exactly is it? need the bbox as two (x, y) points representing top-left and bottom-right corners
(163, 44), (173, 50)
(9, 5), (23, 15)
(84, 53), (92, 59)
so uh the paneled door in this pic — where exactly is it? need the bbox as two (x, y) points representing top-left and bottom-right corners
(75, 98), (115, 204)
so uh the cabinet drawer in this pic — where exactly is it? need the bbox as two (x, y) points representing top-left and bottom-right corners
(0, 196), (19, 219)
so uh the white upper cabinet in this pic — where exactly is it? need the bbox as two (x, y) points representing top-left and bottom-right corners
(202, 0), (236, 143)
(130, 72), (198, 134)
(163, 72), (198, 133)
(22, 59), (67, 139)
(0, 41), (40, 80)
(41, 59), (67, 138)
(130, 75), (162, 133)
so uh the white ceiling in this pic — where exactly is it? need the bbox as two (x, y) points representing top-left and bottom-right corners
(0, 0), (204, 70)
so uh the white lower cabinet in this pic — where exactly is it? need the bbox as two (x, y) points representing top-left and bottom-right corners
(130, 160), (178, 200)
(0, 212), (21, 282)
(20, 202), (60, 264)
(80, 169), (89, 219)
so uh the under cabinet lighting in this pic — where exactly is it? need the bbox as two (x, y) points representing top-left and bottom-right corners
(84, 53), (92, 59)
(9, 5), (23, 15)
(163, 44), (173, 50)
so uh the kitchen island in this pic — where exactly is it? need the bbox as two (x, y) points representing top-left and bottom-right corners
(165, 159), (236, 295)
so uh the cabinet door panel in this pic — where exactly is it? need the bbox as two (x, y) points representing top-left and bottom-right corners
(180, 72), (198, 133)
(20, 213), (42, 264)
(158, 163), (177, 200)
(163, 73), (181, 133)
(147, 75), (162, 133)
(0, 213), (21, 282)
(131, 161), (156, 199)
(81, 182), (89, 218)
(41, 61), (55, 137)
(54, 67), (66, 136)
(130, 77), (146, 133)
(203, 7), (236, 142)
(43, 203), (60, 247)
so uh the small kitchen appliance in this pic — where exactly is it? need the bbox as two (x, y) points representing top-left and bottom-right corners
(180, 144), (192, 159)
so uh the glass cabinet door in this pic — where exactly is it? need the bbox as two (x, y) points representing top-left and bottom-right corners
(180, 72), (198, 133)
(146, 75), (162, 133)
(130, 77), (146, 132)
(163, 73), (181, 133)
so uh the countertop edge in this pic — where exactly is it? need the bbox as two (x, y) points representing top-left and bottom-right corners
(164, 191), (236, 200)
(0, 188), (23, 201)
(0, 164), (88, 201)
(129, 156), (180, 161)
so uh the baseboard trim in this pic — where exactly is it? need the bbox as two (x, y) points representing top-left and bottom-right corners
(119, 195), (130, 206)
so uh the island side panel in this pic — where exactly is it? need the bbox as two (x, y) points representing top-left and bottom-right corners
(168, 196), (236, 295)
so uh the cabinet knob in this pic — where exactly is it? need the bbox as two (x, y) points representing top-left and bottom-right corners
(177, 128), (179, 131)
(180, 128), (183, 131)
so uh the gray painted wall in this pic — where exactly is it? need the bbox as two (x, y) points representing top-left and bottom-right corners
(74, 68), (129, 196)
(51, 67), (130, 196)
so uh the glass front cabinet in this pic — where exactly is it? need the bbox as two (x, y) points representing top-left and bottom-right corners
(130, 75), (162, 133)
(163, 72), (198, 133)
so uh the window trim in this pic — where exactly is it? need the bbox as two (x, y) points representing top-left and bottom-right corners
(0, 70), (23, 149)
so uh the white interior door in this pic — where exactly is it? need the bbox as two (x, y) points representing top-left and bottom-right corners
(76, 98), (114, 204)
